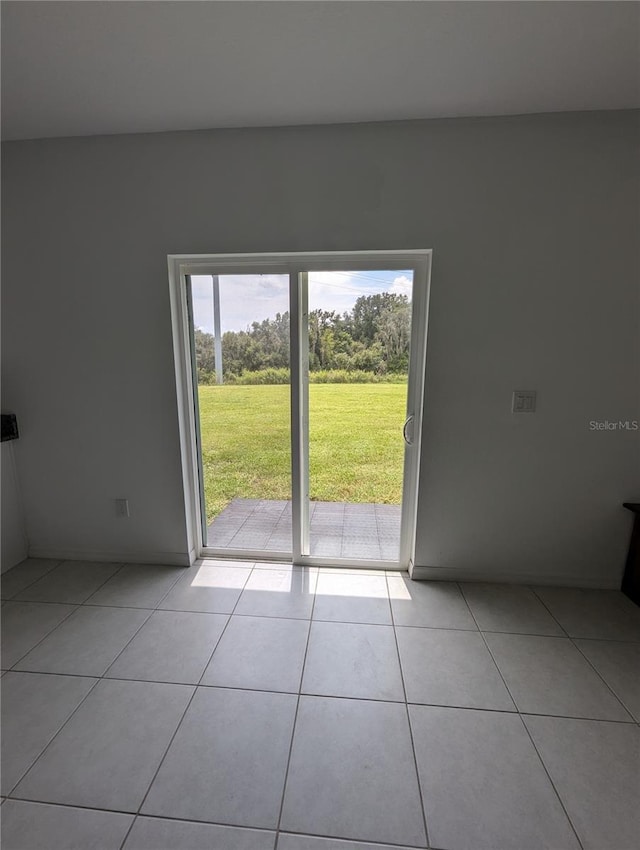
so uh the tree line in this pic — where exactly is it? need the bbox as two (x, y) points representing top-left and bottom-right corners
(195, 292), (411, 384)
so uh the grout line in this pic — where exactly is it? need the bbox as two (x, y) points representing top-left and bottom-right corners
(273, 571), (318, 844)
(4, 666), (637, 725)
(133, 563), (250, 615)
(118, 568), (254, 849)
(395, 622), (557, 638)
(5, 675), (103, 798)
(6, 795), (278, 834)
(528, 586), (570, 637)
(529, 586), (637, 720)
(76, 562), (131, 604)
(278, 826), (426, 849)
(295, 688), (405, 706)
(30, 562), (128, 608)
(19, 594), (602, 635)
(6, 565), (639, 846)
(133, 566), (195, 612)
(7, 590), (640, 646)
(131, 809), (276, 833)
(11, 596), (640, 640)
(79, 602), (163, 612)
(517, 712), (588, 850)
(0, 559), (64, 600)
(194, 602), (247, 690)
(117, 721), (179, 850)
(9, 604), (152, 679)
(456, 583), (586, 850)
(563, 634), (640, 645)
(4, 560), (127, 611)
(5, 796), (138, 817)
(567, 638), (636, 723)
(387, 572), (431, 850)
(221, 507), (270, 550)
(154, 572), (194, 609)
(5, 567), (251, 846)
(261, 503), (290, 552)
(154, 605), (307, 620)
(6, 595), (180, 614)
(8, 795), (437, 850)
(96, 609), (156, 680)
(5, 603), (82, 671)
(10, 569), (180, 681)
(526, 586), (640, 644)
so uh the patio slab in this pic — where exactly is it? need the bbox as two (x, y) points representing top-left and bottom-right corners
(207, 499), (401, 561)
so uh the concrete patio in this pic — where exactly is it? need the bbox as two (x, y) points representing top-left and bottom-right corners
(207, 498), (401, 560)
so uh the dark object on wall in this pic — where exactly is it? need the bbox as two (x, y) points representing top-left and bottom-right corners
(621, 503), (640, 606)
(1, 413), (19, 442)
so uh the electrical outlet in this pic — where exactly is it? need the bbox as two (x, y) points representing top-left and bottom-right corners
(512, 390), (536, 413)
(115, 498), (130, 518)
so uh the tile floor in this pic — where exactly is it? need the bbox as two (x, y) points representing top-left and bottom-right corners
(207, 499), (402, 561)
(1, 558), (639, 850)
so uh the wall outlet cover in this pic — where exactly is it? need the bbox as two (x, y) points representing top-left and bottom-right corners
(115, 498), (130, 518)
(512, 390), (537, 413)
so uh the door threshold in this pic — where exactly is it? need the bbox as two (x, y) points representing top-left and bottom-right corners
(197, 549), (402, 572)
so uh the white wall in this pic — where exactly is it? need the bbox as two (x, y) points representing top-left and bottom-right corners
(1, 442), (28, 571)
(2, 111), (638, 584)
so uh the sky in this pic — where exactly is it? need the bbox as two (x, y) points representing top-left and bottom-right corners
(191, 270), (413, 334)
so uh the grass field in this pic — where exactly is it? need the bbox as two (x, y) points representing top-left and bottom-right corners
(198, 383), (407, 522)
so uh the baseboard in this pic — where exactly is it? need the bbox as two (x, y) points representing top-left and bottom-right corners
(27, 547), (191, 568)
(410, 564), (622, 589)
(21, 547), (623, 588)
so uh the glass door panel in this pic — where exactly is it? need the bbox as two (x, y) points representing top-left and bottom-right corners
(188, 273), (292, 555)
(303, 269), (414, 562)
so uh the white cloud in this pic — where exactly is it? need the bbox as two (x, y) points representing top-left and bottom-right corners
(191, 274), (289, 333)
(308, 271), (381, 316)
(388, 274), (413, 297)
(191, 269), (413, 333)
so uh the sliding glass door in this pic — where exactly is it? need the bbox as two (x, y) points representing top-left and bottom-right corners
(303, 269), (414, 562)
(178, 251), (430, 570)
(186, 272), (292, 557)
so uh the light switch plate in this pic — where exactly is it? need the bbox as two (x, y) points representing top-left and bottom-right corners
(512, 390), (536, 413)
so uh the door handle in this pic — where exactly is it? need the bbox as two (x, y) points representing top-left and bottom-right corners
(403, 415), (414, 446)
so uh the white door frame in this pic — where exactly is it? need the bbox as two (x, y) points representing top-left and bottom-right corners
(168, 250), (432, 570)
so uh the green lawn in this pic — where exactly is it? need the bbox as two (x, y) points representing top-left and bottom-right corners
(198, 383), (407, 522)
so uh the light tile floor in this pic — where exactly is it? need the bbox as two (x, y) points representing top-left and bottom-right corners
(1, 558), (639, 850)
(207, 499), (402, 561)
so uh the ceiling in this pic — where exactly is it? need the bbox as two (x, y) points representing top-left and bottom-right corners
(2, 1), (638, 142)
